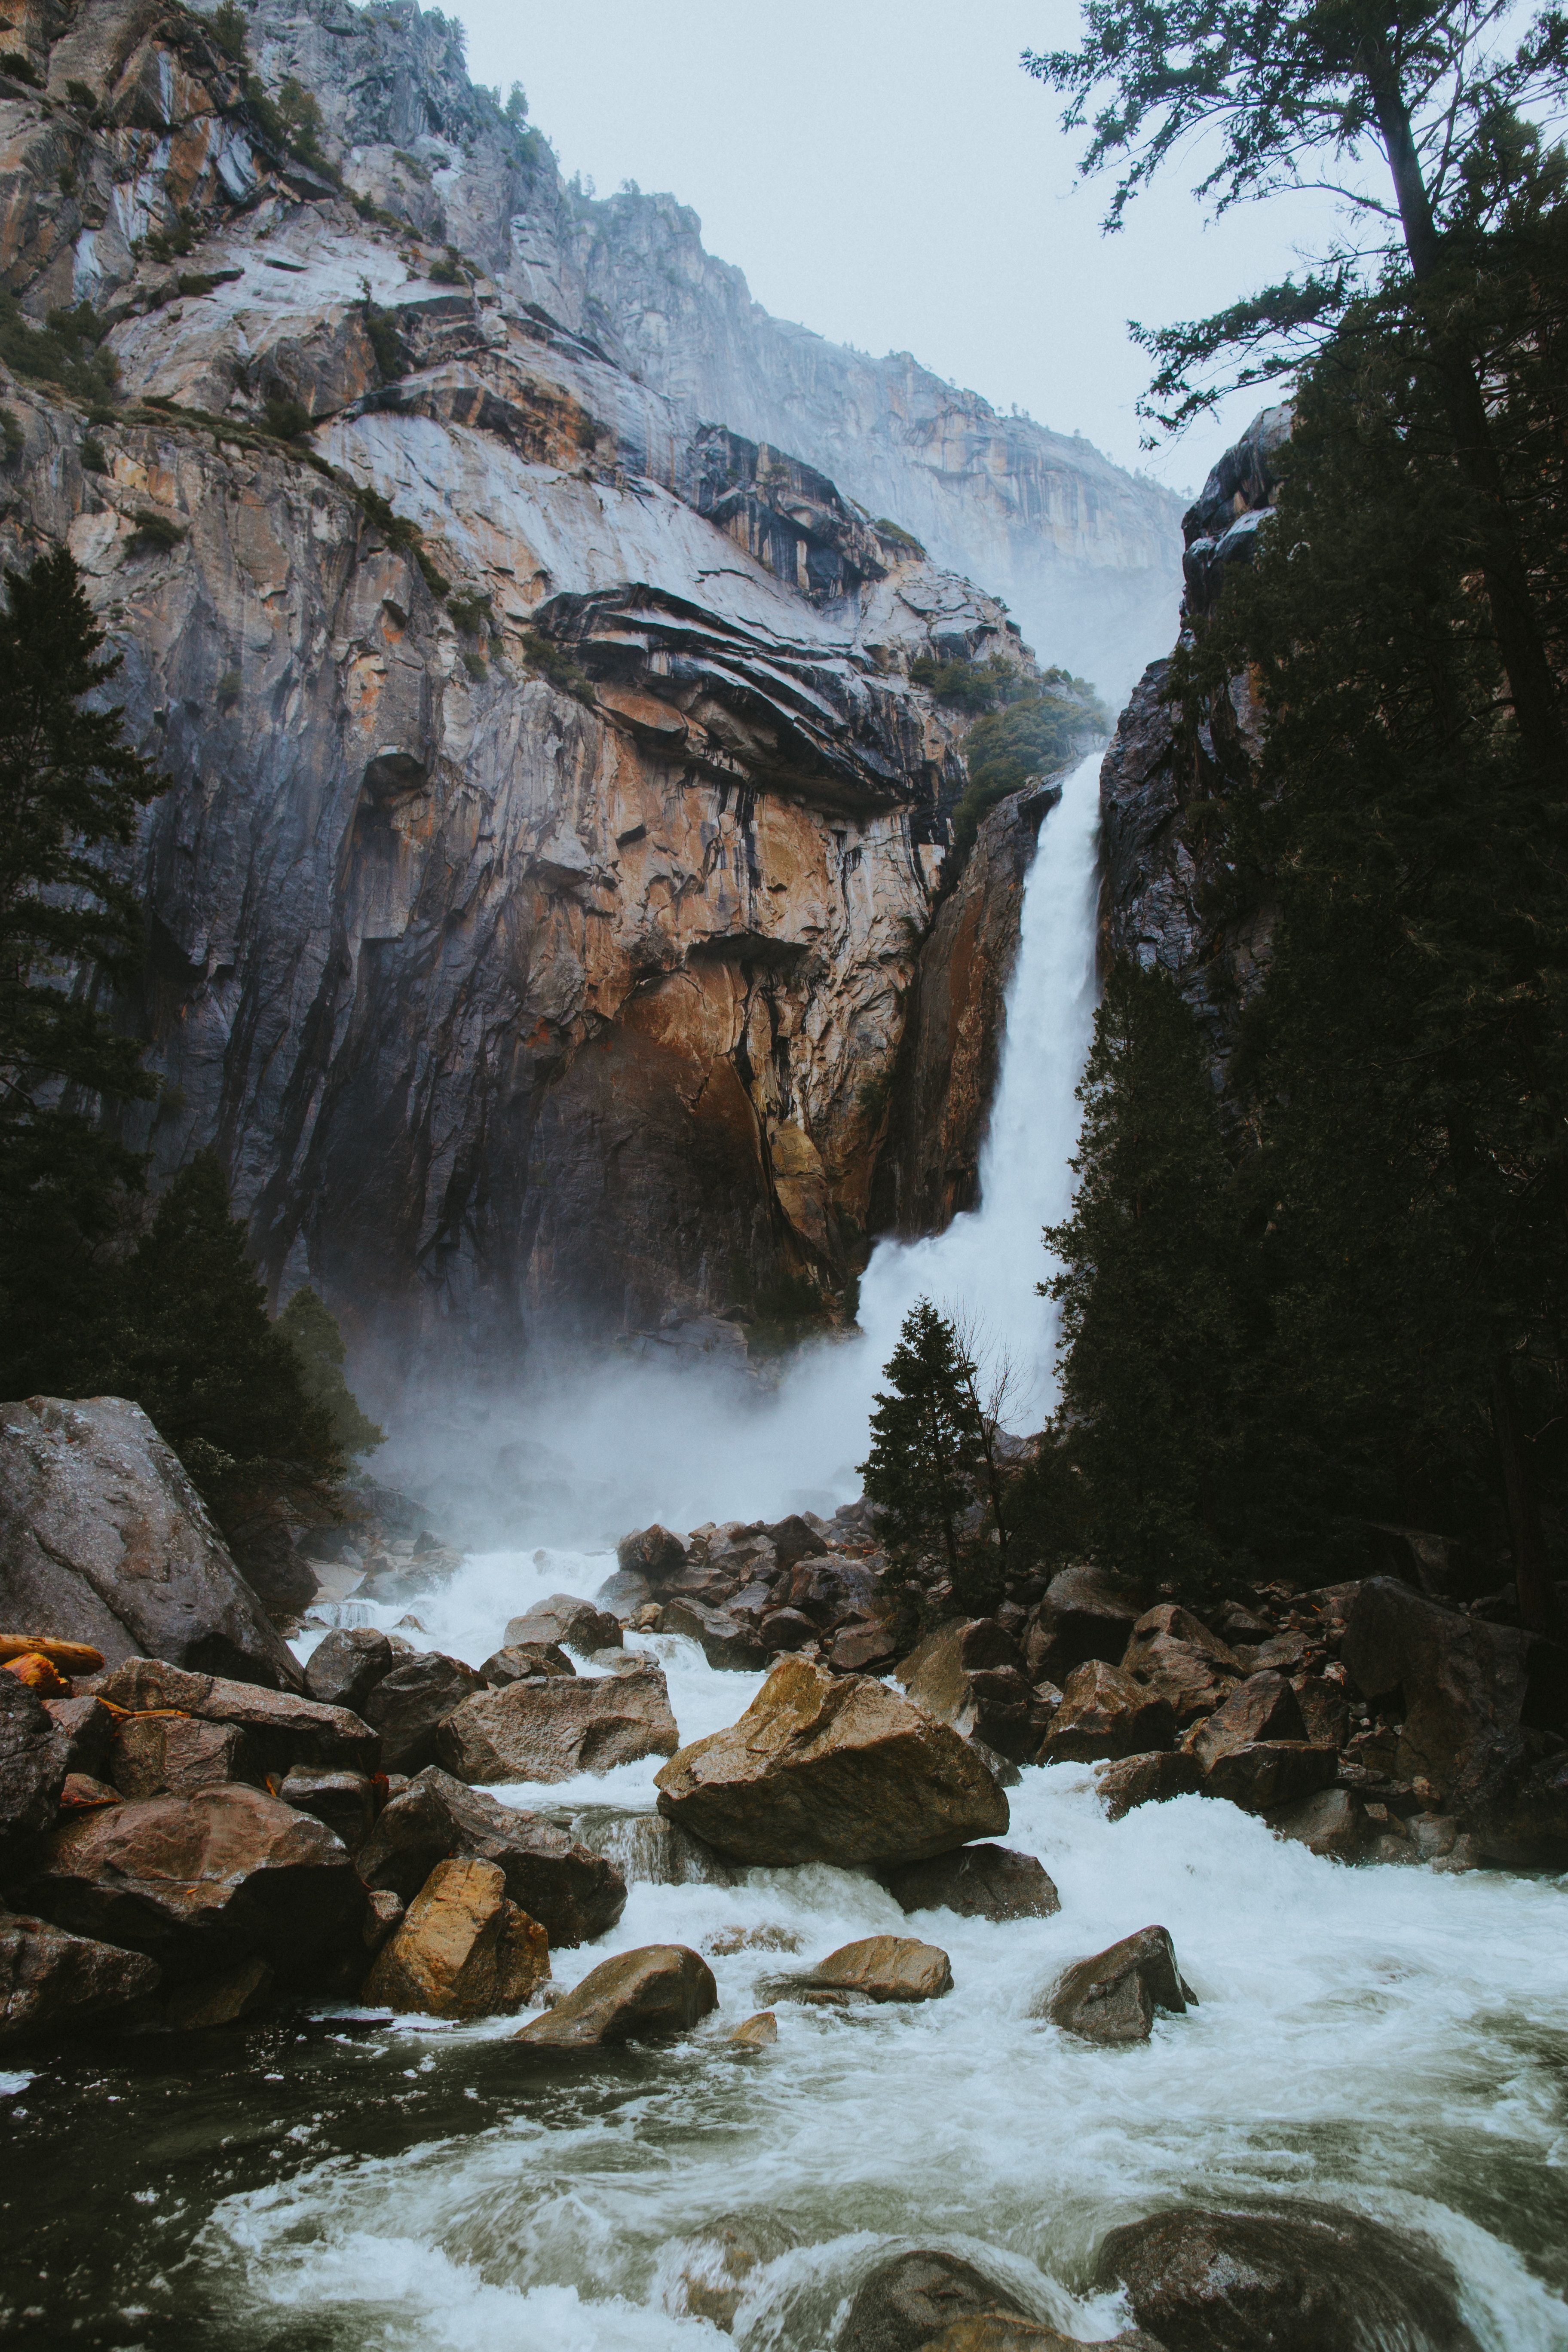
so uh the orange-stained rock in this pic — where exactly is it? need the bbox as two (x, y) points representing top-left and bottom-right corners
(363, 1856), (548, 2018)
(3, 1653), (68, 1697)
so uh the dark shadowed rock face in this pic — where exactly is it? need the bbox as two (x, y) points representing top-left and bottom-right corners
(1096, 2202), (1481, 2352)
(883, 1844), (1060, 1923)
(304, 1627), (396, 1714)
(363, 1654), (484, 1774)
(0, 1678), (66, 1871)
(0, 1914), (161, 2044)
(355, 1767), (626, 1946)
(840, 2249), (1028, 2352)
(0, 1398), (301, 1689)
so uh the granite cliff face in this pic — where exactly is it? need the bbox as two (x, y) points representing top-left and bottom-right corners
(0, 0), (1140, 1368)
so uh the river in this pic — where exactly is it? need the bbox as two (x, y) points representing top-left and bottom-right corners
(5, 760), (1566, 2349)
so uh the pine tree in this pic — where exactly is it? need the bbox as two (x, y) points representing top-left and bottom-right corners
(0, 547), (165, 1397)
(860, 1298), (1003, 1615)
(277, 1287), (385, 1460)
(110, 1153), (343, 1529)
(1042, 962), (1249, 1590)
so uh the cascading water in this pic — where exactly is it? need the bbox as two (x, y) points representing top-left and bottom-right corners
(8, 760), (1567, 2350)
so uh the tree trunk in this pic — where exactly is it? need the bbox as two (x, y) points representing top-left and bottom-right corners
(1367, 70), (1565, 777)
(1490, 1345), (1556, 1633)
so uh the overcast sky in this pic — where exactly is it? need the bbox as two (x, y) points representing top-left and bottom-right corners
(444, 0), (1348, 499)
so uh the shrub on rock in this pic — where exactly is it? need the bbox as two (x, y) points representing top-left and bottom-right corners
(514, 1942), (716, 2046)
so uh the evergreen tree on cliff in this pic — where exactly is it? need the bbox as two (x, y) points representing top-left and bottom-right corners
(277, 1286), (386, 1460)
(861, 1298), (1008, 1613)
(0, 547), (165, 1397)
(1042, 963), (1248, 1589)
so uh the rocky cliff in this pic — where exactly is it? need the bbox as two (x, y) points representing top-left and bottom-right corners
(0, 0), (1132, 1372)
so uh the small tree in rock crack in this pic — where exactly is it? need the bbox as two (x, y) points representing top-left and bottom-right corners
(859, 1296), (1010, 1620)
(277, 1286), (386, 1462)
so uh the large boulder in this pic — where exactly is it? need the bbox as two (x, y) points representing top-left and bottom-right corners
(0, 1397), (302, 1688)
(502, 1593), (622, 1658)
(278, 1767), (376, 1854)
(1094, 1751), (1204, 1821)
(362, 1856), (548, 2018)
(355, 1766), (627, 1945)
(1028, 1566), (1148, 1682)
(1204, 1743), (1339, 1814)
(107, 1714), (260, 1798)
(616, 1524), (688, 1588)
(437, 1666), (679, 1785)
(362, 1653), (484, 1773)
(775, 1934), (952, 2005)
(1187, 1672), (1305, 1771)
(1095, 2202), (1481, 2350)
(1121, 1605), (1243, 1724)
(479, 1642), (576, 1686)
(882, 1843), (1060, 1923)
(98, 1658), (378, 1776)
(662, 1595), (767, 1670)
(1041, 1661), (1175, 1763)
(654, 1656), (1009, 1867)
(304, 1626), (396, 1713)
(840, 2249), (1027, 2352)
(1266, 1784), (1365, 1859)
(1042, 1925), (1194, 2045)
(1342, 1577), (1568, 1859)
(0, 1676), (66, 1872)
(21, 1784), (365, 1983)
(898, 1620), (1052, 1762)
(0, 1911), (161, 2043)
(514, 1942), (717, 2046)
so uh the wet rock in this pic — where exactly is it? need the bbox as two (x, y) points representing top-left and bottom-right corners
(0, 1677), (66, 1869)
(786, 1556), (882, 1629)
(1205, 1743), (1338, 1814)
(0, 1397), (302, 1688)
(841, 2248), (1027, 2352)
(1030, 1565), (1149, 1682)
(437, 1665), (680, 1785)
(1042, 1925), (1193, 2045)
(761, 1516), (824, 1572)
(0, 1911), (160, 2043)
(1094, 1750), (1204, 1821)
(1187, 1673), (1305, 1771)
(22, 1785), (364, 1984)
(778, 1934), (952, 2004)
(162, 1954), (274, 2032)
(655, 1655), (1009, 1868)
(41, 1696), (113, 1780)
(1041, 1661), (1176, 1763)
(363, 1856), (549, 2018)
(919, 2324), (1163, 2352)
(278, 1767), (375, 1854)
(108, 1714), (260, 1799)
(60, 1774), (120, 1811)
(502, 1594), (622, 1658)
(98, 1659), (378, 1775)
(882, 1844), (1060, 1922)
(1122, 1606), (1243, 1724)
(1266, 1784), (1364, 1859)
(672, 2209), (797, 2328)
(355, 1766), (627, 1945)
(363, 1888), (404, 1950)
(726, 2009), (778, 2048)
(1096, 2202), (1481, 2351)
(705, 1923), (802, 1955)
(362, 1653), (484, 1773)
(515, 1942), (717, 2046)
(899, 1619), (1052, 1763)
(616, 1525), (688, 1588)
(579, 1809), (732, 1889)
(1471, 1749), (1568, 1866)
(831, 1620), (900, 1674)
(594, 1568), (655, 1618)
(760, 1607), (820, 1654)
(303, 1627), (395, 1713)
(479, 1642), (575, 1685)
(662, 1594), (767, 1670)
(1290, 1672), (1351, 1749)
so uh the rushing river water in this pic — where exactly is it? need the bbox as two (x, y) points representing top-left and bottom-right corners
(5, 762), (1566, 2349)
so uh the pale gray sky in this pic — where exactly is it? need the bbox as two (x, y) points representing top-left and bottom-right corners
(445, 0), (1348, 498)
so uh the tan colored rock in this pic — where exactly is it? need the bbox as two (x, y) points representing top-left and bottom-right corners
(786, 1934), (952, 2005)
(502, 1594), (622, 1657)
(355, 1766), (627, 1945)
(655, 1655), (1008, 1867)
(726, 2009), (778, 2048)
(1041, 1660), (1175, 1763)
(514, 1943), (717, 2046)
(1187, 1671), (1305, 1772)
(898, 1618), (1048, 1763)
(364, 1857), (548, 2018)
(107, 1712), (258, 1798)
(437, 1667), (679, 1785)
(1121, 1605), (1243, 1724)
(1042, 1925), (1193, 2045)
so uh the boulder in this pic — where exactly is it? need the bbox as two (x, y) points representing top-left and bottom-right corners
(479, 1642), (575, 1685)
(760, 1607), (820, 1653)
(0, 1396), (300, 1688)
(882, 1844), (1060, 1923)
(41, 1694), (113, 1779)
(840, 2249), (1026, 2352)
(1290, 1672), (1351, 1749)
(98, 1659), (379, 1776)
(1204, 1743), (1338, 1813)
(108, 1714), (259, 1798)
(303, 1626), (395, 1713)
(919, 2327), (1163, 2352)
(1265, 1784), (1365, 1859)
(671, 2210), (797, 2328)
(615, 1524), (687, 1587)
(437, 1666), (680, 1785)
(654, 1656), (1009, 1868)
(278, 1766), (375, 1853)
(22, 1784), (364, 1983)
(785, 1556), (882, 1628)
(1094, 1751), (1204, 1821)
(60, 1774), (120, 1811)
(1042, 1925), (1193, 2044)
(1095, 2202), (1482, 2351)
(830, 1620), (899, 1674)
(898, 1620), (1052, 1762)
(726, 2009), (778, 2048)
(362, 1856), (548, 2018)
(1041, 1660), (1176, 1763)
(0, 1676), (66, 1870)
(776, 1934), (952, 2004)
(662, 1595), (767, 1670)
(162, 1954), (274, 2031)
(1187, 1672), (1305, 1771)
(363, 1888), (404, 1949)
(514, 1942), (717, 2046)
(362, 1653), (483, 1773)
(355, 1766), (627, 1944)
(1029, 1565), (1148, 1682)
(1121, 1605), (1243, 1724)
(1468, 1748), (1568, 1867)
(502, 1593), (622, 1658)
(0, 1911), (160, 2042)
